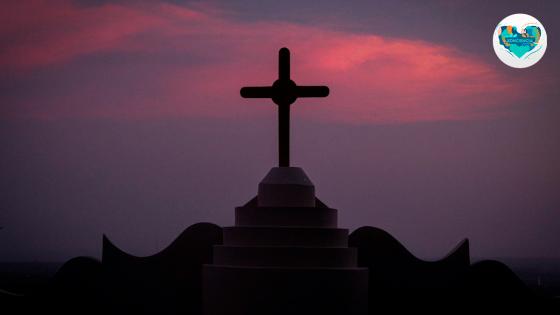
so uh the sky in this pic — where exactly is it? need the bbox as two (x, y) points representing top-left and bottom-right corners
(1, 0), (559, 262)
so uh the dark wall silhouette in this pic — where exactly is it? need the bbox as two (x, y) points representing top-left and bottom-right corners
(348, 226), (547, 312)
(4, 223), (557, 314)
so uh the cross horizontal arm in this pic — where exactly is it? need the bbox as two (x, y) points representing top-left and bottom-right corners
(295, 86), (330, 98)
(240, 86), (275, 98)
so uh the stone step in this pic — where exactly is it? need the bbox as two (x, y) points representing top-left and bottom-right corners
(235, 206), (337, 227)
(223, 226), (348, 247)
(203, 265), (368, 315)
(213, 245), (357, 267)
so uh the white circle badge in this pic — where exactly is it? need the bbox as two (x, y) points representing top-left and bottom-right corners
(493, 13), (547, 68)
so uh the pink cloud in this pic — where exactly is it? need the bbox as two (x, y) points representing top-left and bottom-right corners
(0, 1), (209, 70)
(1, 1), (530, 123)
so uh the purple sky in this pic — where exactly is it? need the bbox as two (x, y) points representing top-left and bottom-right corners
(1, 0), (559, 262)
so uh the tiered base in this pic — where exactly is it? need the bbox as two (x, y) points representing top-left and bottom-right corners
(203, 265), (368, 315)
(203, 197), (368, 315)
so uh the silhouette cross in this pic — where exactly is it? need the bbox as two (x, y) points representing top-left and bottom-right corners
(240, 47), (329, 167)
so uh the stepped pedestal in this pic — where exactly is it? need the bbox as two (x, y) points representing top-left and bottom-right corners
(203, 167), (368, 315)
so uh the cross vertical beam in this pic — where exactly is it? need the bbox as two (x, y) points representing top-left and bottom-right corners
(240, 48), (329, 167)
(279, 47), (290, 81)
(279, 104), (290, 167)
(278, 47), (290, 167)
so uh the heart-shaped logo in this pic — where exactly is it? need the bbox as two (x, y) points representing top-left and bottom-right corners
(497, 25), (541, 59)
(493, 14), (547, 68)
